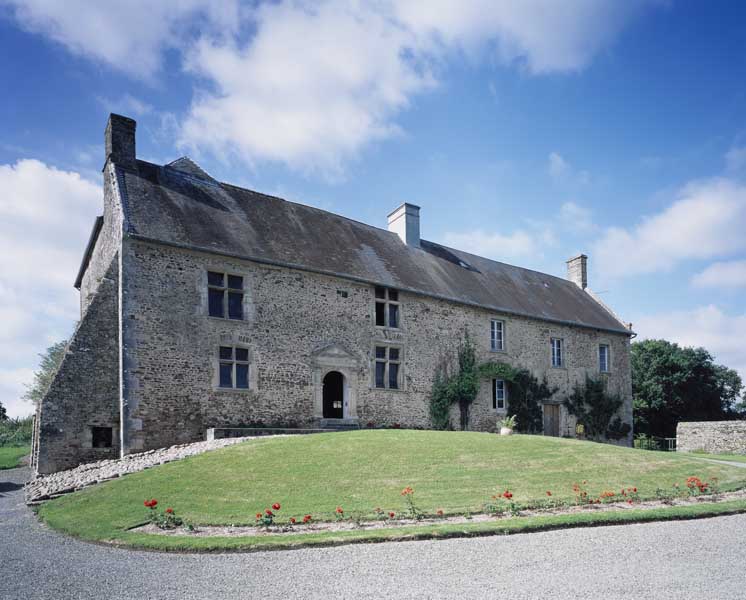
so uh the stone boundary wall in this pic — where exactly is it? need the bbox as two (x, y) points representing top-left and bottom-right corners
(25, 436), (261, 504)
(677, 421), (746, 455)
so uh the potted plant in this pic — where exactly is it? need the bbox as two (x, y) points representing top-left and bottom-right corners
(498, 415), (517, 436)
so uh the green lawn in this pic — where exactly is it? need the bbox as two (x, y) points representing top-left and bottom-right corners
(682, 452), (746, 464)
(0, 445), (29, 470)
(38, 431), (746, 550)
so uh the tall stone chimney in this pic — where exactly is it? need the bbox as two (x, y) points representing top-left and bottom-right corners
(104, 113), (136, 170)
(387, 203), (421, 248)
(566, 254), (588, 289)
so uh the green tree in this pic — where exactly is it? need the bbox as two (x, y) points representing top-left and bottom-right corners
(631, 339), (744, 438)
(0, 400), (7, 421)
(22, 340), (68, 408)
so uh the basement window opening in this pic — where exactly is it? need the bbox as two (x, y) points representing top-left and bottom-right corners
(91, 426), (113, 448)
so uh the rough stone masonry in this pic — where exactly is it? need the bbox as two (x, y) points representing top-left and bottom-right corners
(31, 114), (635, 475)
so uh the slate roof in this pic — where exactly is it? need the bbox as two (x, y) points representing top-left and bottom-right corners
(99, 157), (631, 335)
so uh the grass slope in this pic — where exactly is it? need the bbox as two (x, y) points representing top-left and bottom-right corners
(0, 445), (29, 470)
(39, 431), (746, 550)
(682, 452), (746, 464)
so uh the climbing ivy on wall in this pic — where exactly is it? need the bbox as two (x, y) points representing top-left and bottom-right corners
(429, 335), (555, 433)
(563, 376), (631, 440)
(428, 333), (479, 431)
(479, 362), (555, 433)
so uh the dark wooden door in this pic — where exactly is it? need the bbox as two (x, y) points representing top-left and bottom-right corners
(543, 404), (560, 437)
(323, 371), (344, 419)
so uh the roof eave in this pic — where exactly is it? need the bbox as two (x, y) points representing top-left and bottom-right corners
(74, 216), (104, 290)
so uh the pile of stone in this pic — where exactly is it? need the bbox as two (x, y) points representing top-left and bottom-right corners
(25, 436), (256, 504)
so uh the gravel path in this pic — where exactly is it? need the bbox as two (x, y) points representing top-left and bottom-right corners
(3, 466), (746, 599)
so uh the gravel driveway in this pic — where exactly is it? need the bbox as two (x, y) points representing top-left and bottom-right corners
(2, 466), (745, 599)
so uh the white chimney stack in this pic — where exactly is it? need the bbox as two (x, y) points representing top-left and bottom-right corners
(566, 254), (588, 289)
(388, 203), (420, 248)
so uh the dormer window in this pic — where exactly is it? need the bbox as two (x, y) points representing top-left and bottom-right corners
(375, 286), (400, 328)
(208, 272), (243, 319)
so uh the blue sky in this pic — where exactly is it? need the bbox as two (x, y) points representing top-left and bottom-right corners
(1, 1), (746, 417)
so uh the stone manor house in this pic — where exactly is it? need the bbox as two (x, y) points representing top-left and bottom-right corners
(31, 114), (634, 474)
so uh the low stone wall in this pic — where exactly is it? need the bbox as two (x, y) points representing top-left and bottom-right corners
(25, 436), (258, 504)
(677, 421), (746, 455)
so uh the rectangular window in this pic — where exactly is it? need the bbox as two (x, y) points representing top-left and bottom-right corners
(374, 286), (400, 328)
(490, 319), (504, 351)
(91, 426), (113, 448)
(492, 379), (506, 410)
(208, 271), (244, 319)
(374, 345), (401, 389)
(599, 344), (610, 373)
(218, 346), (250, 389)
(551, 338), (564, 368)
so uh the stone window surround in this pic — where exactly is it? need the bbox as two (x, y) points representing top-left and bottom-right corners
(373, 286), (402, 330)
(82, 424), (120, 450)
(598, 341), (611, 374)
(490, 317), (506, 352)
(371, 343), (405, 392)
(492, 378), (507, 412)
(211, 340), (258, 393)
(550, 336), (565, 369)
(200, 269), (252, 322)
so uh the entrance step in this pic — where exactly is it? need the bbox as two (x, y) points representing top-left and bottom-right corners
(319, 418), (361, 431)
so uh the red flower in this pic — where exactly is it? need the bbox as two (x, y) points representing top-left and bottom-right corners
(272, 503), (281, 511)
(144, 500), (150, 507)
(256, 513), (262, 519)
(502, 490), (513, 499)
(265, 509), (274, 516)
(632, 487), (637, 493)
(389, 512), (395, 518)
(627, 499), (633, 504)
(290, 517), (296, 524)
(401, 486), (414, 496)
(303, 514), (312, 523)
(436, 509), (444, 516)
(165, 508), (174, 514)
(546, 491), (552, 496)
(336, 506), (344, 514)
(150, 499), (157, 508)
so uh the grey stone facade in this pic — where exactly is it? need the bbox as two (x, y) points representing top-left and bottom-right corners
(677, 421), (746, 455)
(32, 114), (634, 474)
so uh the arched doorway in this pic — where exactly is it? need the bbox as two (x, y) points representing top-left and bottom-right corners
(322, 371), (344, 419)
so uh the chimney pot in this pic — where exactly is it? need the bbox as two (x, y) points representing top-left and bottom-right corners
(566, 254), (588, 289)
(387, 203), (420, 248)
(104, 114), (136, 170)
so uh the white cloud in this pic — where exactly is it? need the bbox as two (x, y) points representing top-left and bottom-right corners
(593, 177), (746, 279)
(3, 0), (661, 174)
(692, 260), (746, 289)
(1, 0), (240, 79)
(0, 159), (101, 417)
(443, 230), (537, 261)
(97, 93), (153, 117)
(177, 0), (659, 175)
(548, 152), (569, 178)
(559, 201), (595, 233)
(547, 151), (590, 184)
(635, 305), (746, 387)
(725, 146), (746, 174)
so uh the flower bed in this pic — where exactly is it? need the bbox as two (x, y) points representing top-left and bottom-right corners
(133, 478), (745, 539)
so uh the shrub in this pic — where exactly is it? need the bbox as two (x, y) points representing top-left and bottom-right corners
(0, 416), (33, 447)
(564, 376), (631, 440)
(498, 415), (517, 430)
